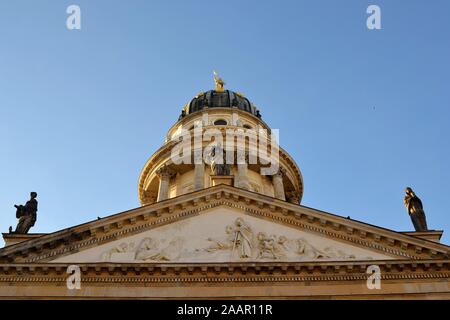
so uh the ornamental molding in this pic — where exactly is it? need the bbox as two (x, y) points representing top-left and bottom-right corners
(168, 107), (272, 137)
(0, 260), (449, 284)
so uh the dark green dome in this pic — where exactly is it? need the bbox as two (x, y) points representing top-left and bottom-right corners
(179, 90), (261, 119)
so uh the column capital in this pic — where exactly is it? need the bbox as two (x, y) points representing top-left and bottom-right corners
(286, 190), (300, 204)
(273, 167), (286, 178)
(156, 165), (176, 179)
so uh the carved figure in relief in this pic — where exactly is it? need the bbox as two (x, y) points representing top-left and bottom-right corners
(135, 237), (161, 260)
(229, 218), (253, 258)
(99, 218), (361, 262)
(256, 232), (286, 259)
(135, 237), (183, 261)
(200, 217), (359, 261)
(321, 246), (356, 259)
(205, 239), (232, 252)
(293, 239), (357, 260)
(295, 238), (328, 259)
(204, 225), (236, 253)
(158, 238), (184, 261)
(101, 242), (134, 261)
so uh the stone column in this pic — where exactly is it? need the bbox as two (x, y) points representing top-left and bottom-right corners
(156, 166), (175, 202)
(194, 163), (205, 190)
(236, 163), (250, 190)
(272, 168), (286, 201)
(234, 152), (250, 190)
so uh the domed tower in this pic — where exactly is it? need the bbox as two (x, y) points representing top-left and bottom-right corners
(138, 74), (304, 205)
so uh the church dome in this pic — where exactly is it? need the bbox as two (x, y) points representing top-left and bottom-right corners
(139, 73), (304, 207)
(181, 90), (262, 119)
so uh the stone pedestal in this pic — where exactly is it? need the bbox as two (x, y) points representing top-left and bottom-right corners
(2, 233), (47, 247)
(400, 230), (443, 243)
(194, 163), (205, 190)
(210, 175), (234, 186)
(235, 163), (250, 190)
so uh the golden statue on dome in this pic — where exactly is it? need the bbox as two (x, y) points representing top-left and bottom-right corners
(213, 71), (225, 92)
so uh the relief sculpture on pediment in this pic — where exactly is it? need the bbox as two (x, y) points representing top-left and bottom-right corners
(98, 217), (364, 262)
(101, 238), (184, 262)
(205, 217), (253, 259)
(101, 242), (136, 261)
(256, 233), (287, 259)
(201, 218), (359, 261)
(135, 237), (183, 261)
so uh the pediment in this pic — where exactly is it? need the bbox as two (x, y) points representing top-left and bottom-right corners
(52, 206), (391, 263)
(1, 185), (449, 264)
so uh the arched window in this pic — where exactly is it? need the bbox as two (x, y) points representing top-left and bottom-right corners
(214, 119), (227, 126)
(243, 124), (252, 129)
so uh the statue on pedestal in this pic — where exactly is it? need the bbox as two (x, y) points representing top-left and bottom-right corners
(13, 192), (38, 234)
(404, 187), (428, 231)
(213, 71), (225, 92)
(209, 144), (231, 176)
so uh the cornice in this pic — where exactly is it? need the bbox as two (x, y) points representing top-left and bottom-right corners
(0, 260), (449, 284)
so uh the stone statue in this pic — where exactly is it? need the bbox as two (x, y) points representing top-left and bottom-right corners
(404, 187), (428, 231)
(14, 192), (38, 234)
(178, 109), (186, 120)
(209, 144), (231, 176)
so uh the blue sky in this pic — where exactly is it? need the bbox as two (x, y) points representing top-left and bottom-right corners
(0, 0), (449, 245)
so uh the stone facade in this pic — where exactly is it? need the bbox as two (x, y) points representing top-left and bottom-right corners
(1, 85), (449, 299)
(1, 185), (449, 299)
